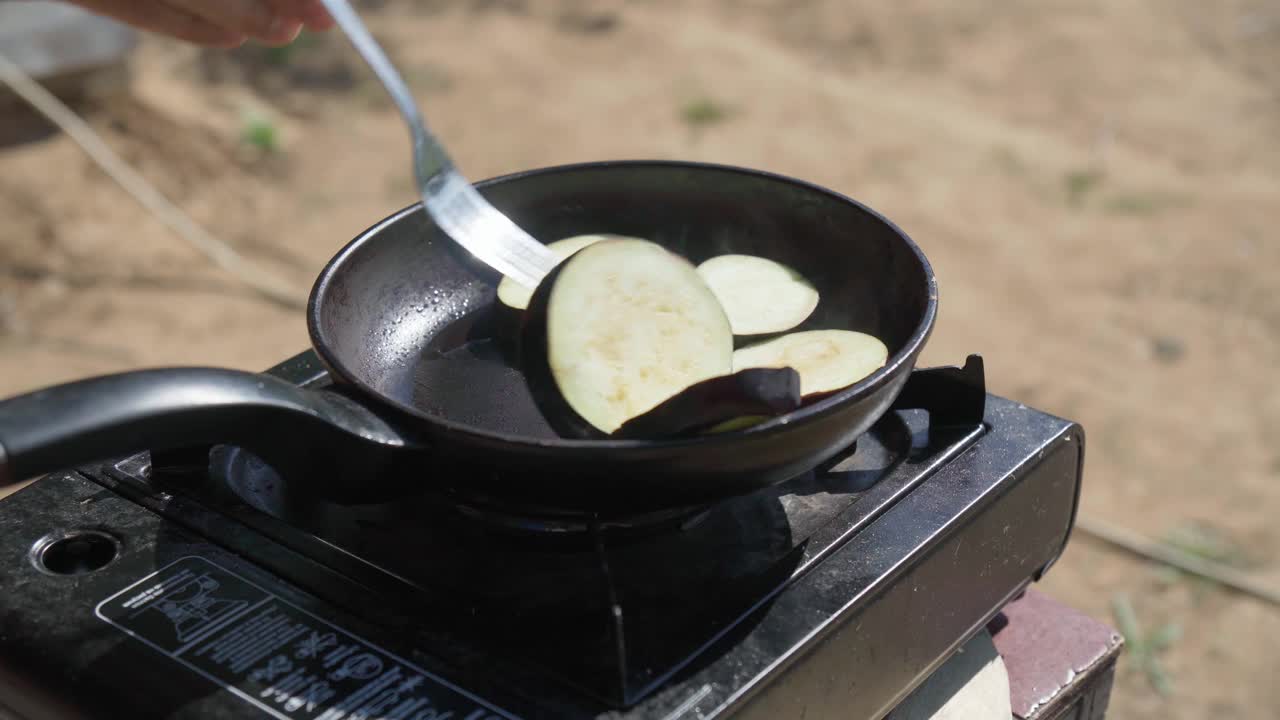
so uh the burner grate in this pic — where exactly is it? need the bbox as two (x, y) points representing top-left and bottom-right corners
(99, 354), (991, 708)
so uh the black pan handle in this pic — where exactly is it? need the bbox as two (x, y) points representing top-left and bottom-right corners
(0, 368), (410, 490)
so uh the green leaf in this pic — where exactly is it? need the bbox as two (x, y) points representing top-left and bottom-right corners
(1111, 593), (1142, 646)
(1148, 623), (1182, 652)
(1147, 658), (1176, 696)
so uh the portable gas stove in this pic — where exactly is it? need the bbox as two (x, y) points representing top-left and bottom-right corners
(0, 350), (1084, 720)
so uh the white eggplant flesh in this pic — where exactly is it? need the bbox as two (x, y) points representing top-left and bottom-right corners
(524, 238), (735, 436)
(696, 254), (819, 336)
(496, 234), (619, 310)
(732, 329), (888, 398)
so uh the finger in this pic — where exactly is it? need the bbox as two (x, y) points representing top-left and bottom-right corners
(69, 0), (246, 47)
(265, 19), (306, 46)
(251, 0), (333, 34)
(165, 0), (297, 45)
(301, 1), (335, 31)
(264, 0), (336, 31)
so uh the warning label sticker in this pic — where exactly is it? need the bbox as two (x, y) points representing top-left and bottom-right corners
(95, 556), (518, 720)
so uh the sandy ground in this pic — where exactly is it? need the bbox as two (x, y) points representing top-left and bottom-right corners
(2, 1), (1278, 717)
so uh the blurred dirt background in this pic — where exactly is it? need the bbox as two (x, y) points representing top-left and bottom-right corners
(2, 1), (1278, 717)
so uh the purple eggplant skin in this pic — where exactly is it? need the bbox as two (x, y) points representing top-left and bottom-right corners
(519, 249), (608, 439)
(492, 296), (526, 365)
(610, 367), (802, 440)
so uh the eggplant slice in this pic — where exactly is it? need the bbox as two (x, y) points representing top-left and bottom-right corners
(611, 367), (802, 439)
(496, 234), (621, 310)
(495, 234), (633, 362)
(732, 329), (888, 400)
(696, 254), (819, 336)
(522, 238), (735, 437)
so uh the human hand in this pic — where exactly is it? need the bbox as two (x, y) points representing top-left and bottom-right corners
(63, 0), (335, 48)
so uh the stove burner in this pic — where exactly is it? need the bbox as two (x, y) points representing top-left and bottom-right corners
(5, 351), (1085, 720)
(187, 422), (889, 543)
(193, 444), (721, 540)
(452, 499), (715, 537)
(123, 386), (953, 708)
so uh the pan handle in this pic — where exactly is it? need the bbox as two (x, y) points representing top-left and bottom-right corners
(0, 368), (409, 490)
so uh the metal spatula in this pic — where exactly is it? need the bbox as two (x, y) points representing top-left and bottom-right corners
(318, 0), (560, 290)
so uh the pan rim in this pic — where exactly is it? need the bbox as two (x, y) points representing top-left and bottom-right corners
(307, 159), (938, 451)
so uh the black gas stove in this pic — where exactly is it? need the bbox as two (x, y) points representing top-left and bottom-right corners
(0, 351), (1084, 720)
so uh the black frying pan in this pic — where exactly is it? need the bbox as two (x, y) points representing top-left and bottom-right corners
(0, 161), (936, 514)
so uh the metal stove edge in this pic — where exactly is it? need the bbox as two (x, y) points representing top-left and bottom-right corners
(630, 394), (1085, 720)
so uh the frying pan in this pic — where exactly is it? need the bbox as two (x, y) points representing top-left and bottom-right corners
(0, 160), (937, 515)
